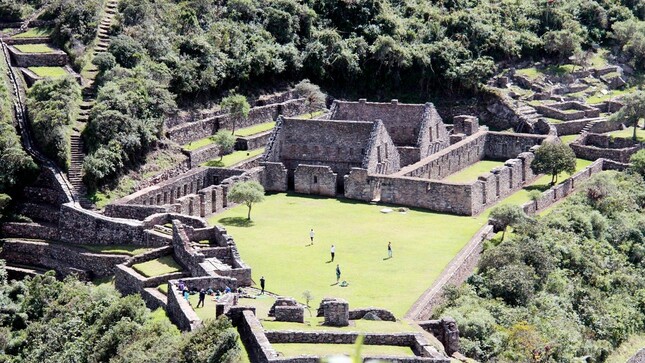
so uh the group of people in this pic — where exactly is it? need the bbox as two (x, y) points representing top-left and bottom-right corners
(176, 280), (234, 308)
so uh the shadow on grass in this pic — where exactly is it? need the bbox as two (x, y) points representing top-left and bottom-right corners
(217, 217), (254, 227)
(203, 160), (224, 167)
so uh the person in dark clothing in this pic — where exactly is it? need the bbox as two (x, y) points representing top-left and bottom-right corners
(260, 276), (265, 294)
(388, 241), (392, 258)
(336, 264), (341, 283)
(197, 288), (206, 308)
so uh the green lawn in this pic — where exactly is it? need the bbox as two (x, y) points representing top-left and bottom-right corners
(516, 67), (540, 79)
(262, 317), (420, 333)
(606, 334), (645, 363)
(587, 86), (637, 104)
(443, 160), (506, 183)
(295, 110), (326, 119)
(189, 291), (276, 321)
(235, 122), (276, 137)
(208, 194), (487, 317)
(607, 124), (645, 142)
(28, 66), (68, 78)
(559, 134), (580, 144)
(492, 158), (593, 208)
(272, 343), (415, 357)
(77, 244), (150, 256)
(184, 122), (275, 151)
(13, 27), (52, 38)
(14, 44), (56, 53)
(132, 256), (182, 277)
(201, 148), (265, 168)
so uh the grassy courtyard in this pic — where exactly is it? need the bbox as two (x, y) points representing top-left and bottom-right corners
(443, 160), (506, 183)
(132, 256), (182, 277)
(607, 123), (645, 142)
(28, 66), (68, 78)
(13, 27), (51, 38)
(201, 148), (264, 168)
(272, 343), (415, 357)
(208, 193), (487, 317)
(14, 44), (56, 53)
(183, 122), (275, 151)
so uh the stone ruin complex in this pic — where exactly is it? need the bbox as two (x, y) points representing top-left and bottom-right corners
(0, 83), (637, 361)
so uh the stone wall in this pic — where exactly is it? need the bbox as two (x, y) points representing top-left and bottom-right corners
(261, 162), (288, 192)
(627, 348), (645, 363)
(167, 98), (307, 145)
(274, 306), (305, 323)
(265, 117), (374, 179)
(294, 165), (337, 197)
(166, 281), (202, 331)
(1, 221), (60, 240)
(406, 224), (494, 320)
(322, 298), (349, 326)
(484, 132), (547, 160)
(8, 45), (68, 67)
(397, 131), (487, 180)
(520, 159), (606, 215)
(185, 143), (220, 168)
(534, 102), (599, 121)
(0, 239), (130, 279)
(570, 135), (643, 163)
(236, 130), (272, 151)
(348, 308), (396, 321)
(363, 120), (401, 175)
(552, 119), (593, 135)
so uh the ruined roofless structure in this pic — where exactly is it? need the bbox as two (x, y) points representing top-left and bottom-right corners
(262, 99), (450, 192)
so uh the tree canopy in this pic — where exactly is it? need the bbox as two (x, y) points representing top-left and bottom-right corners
(531, 142), (577, 185)
(227, 180), (265, 220)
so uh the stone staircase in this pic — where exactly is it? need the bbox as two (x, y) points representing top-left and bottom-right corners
(66, 0), (119, 207)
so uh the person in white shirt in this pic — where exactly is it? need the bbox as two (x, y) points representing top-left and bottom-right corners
(309, 228), (315, 244)
(331, 244), (335, 261)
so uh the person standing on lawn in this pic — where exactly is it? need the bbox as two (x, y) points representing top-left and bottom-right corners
(197, 289), (206, 308)
(336, 264), (341, 283)
(260, 276), (265, 294)
(331, 245), (335, 262)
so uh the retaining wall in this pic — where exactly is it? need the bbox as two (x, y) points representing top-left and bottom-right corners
(8, 45), (68, 67)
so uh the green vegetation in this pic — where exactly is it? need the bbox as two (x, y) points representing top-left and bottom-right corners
(587, 87), (637, 104)
(26, 76), (81, 170)
(235, 122), (276, 137)
(14, 43), (56, 53)
(608, 127), (645, 142)
(496, 158), (593, 207)
(209, 193), (487, 316)
(530, 142), (577, 185)
(443, 160), (505, 183)
(609, 92), (645, 141)
(606, 335), (645, 363)
(0, 45), (36, 193)
(0, 270), (241, 362)
(434, 172), (645, 362)
(201, 148), (265, 168)
(262, 317), (419, 333)
(28, 66), (68, 78)
(220, 93), (250, 135)
(559, 134), (580, 144)
(227, 180), (265, 220)
(132, 256), (182, 277)
(77, 244), (150, 256)
(184, 123), (276, 151)
(631, 150), (645, 178)
(13, 27), (52, 38)
(272, 343), (414, 357)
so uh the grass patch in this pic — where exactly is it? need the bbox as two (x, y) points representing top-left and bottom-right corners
(262, 316), (420, 333)
(77, 244), (150, 256)
(493, 158), (593, 207)
(607, 124), (645, 142)
(587, 86), (637, 104)
(149, 308), (174, 325)
(606, 334), (645, 363)
(132, 256), (182, 277)
(559, 134), (580, 144)
(158, 284), (168, 294)
(92, 276), (115, 288)
(184, 123), (276, 151)
(14, 44), (56, 53)
(201, 148), (265, 168)
(516, 67), (540, 79)
(272, 343), (415, 357)
(28, 66), (68, 78)
(235, 122), (276, 137)
(190, 292), (277, 321)
(443, 160), (506, 183)
(13, 27), (52, 38)
(88, 177), (137, 209)
(589, 49), (608, 68)
(208, 193), (487, 317)
(295, 110), (326, 119)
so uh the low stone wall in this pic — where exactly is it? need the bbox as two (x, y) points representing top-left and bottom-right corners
(104, 204), (170, 220)
(238, 310), (278, 363)
(4, 36), (51, 45)
(0, 239), (129, 279)
(167, 99), (307, 145)
(570, 137), (642, 163)
(627, 348), (645, 363)
(8, 45), (68, 67)
(348, 308), (396, 321)
(185, 143), (220, 168)
(231, 155), (263, 170)
(1, 221), (60, 240)
(520, 159), (605, 215)
(552, 119), (593, 135)
(236, 130), (272, 151)
(406, 224), (494, 320)
(166, 281), (202, 331)
(294, 165), (337, 197)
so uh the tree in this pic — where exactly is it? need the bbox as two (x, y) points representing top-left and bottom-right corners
(227, 180), (265, 220)
(212, 130), (236, 161)
(629, 149), (645, 178)
(220, 94), (250, 135)
(295, 79), (326, 116)
(530, 142), (576, 185)
(488, 204), (526, 241)
(0, 193), (10, 219)
(608, 91), (645, 141)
